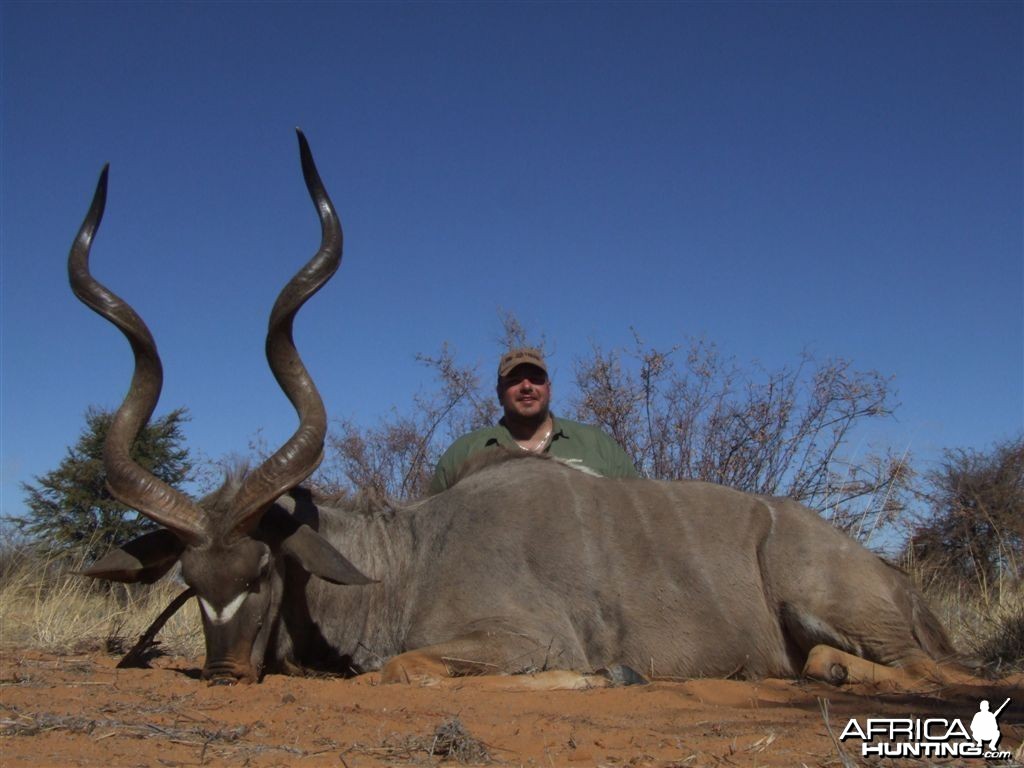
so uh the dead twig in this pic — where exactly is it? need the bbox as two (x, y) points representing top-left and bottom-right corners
(118, 587), (196, 668)
(817, 697), (859, 768)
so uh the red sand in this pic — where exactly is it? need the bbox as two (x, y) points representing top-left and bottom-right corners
(1, 650), (1020, 767)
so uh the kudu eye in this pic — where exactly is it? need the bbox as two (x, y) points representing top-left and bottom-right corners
(244, 550), (272, 590)
(257, 550), (271, 579)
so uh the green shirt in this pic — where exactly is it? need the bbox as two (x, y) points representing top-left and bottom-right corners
(429, 415), (639, 494)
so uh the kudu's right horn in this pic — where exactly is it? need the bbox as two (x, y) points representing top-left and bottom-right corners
(69, 129), (342, 543)
(69, 165), (206, 544)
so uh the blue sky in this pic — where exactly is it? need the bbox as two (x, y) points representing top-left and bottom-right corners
(2, 1), (1021, 517)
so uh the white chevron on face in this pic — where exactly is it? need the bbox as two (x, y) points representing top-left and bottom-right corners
(199, 593), (247, 625)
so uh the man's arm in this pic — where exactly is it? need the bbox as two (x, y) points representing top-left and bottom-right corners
(428, 427), (503, 495)
(428, 447), (460, 495)
(602, 435), (639, 478)
(555, 419), (639, 479)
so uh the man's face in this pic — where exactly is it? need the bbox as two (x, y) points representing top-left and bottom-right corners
(498, 364), (551, 421)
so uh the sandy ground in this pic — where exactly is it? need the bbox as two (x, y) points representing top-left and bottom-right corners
(1, 650), (1022, 767)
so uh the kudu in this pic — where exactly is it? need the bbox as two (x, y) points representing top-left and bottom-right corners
(75, 132), (974, 690)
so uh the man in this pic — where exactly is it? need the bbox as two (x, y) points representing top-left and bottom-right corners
(429, 347), (639, 493)
(970, 699), (1006, 751)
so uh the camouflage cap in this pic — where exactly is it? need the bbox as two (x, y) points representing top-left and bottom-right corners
(497, 348), (548, 378)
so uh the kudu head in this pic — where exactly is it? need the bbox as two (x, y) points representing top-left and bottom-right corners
(72, 131), (372, 683)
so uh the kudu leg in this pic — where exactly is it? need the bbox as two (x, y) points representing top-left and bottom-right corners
(803, 644), (986, 692)
(380, 630), (614, 690)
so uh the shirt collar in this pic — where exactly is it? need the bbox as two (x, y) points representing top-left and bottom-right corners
(494, 413), (569, 444)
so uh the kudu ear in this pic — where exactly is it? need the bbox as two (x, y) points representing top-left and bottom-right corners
(280, 525), (375, 586)
(79, 529), (185, 584)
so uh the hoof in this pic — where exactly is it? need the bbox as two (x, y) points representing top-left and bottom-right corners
(599, 664), (649, 686)
(824, 662), (849, 686)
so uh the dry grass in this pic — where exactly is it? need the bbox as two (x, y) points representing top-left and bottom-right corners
(339, 717), (492, 765)
(0, 546), (203, 658)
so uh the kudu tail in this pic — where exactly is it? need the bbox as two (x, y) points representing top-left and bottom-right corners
(907, 588), (982, 675)
(908, 589), (957, 660)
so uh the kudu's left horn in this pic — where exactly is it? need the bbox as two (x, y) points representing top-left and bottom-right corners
(227, 129), (342, 534)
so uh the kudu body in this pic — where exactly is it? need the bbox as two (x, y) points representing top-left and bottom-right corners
(76, 133), (970, 689)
